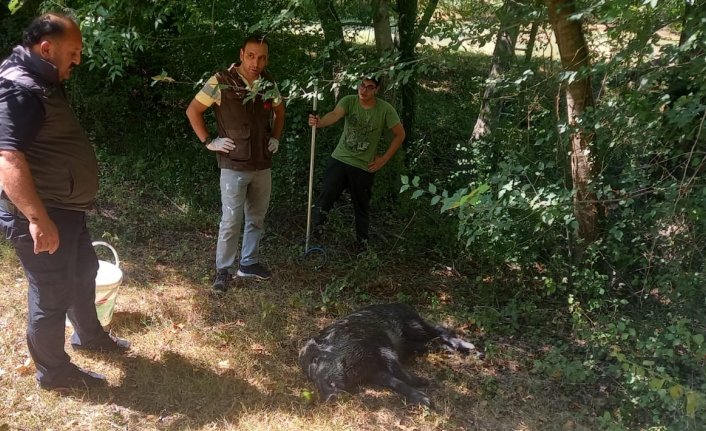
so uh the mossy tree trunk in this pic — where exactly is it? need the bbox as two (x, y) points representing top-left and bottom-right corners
(547, 0), (598, 244)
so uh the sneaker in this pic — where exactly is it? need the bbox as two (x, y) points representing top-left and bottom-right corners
(355, 239), (369, 253)
(38, 363), (107, 391)
(236, 263), (272, 280)
(72, 332), (131, 353)
(311, 225), (324, 240)
(212, 269), (230, 292)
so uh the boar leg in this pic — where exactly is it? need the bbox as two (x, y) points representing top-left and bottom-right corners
(380, 347), (428, 386)
(372, 371), (431, 407)
(389, 360), (428, 387)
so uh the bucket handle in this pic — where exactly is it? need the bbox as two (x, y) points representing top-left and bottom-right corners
(92, 241), (120, 268)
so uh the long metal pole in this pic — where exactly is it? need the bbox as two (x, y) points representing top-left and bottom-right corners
(305, 82), (318, 252)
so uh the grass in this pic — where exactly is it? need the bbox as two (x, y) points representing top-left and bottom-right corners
(0, 179), (603, 431)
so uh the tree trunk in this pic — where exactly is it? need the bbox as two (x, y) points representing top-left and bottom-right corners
(396, 0), (439, 142)
(470, 0), (522, 141)
(372, 0), (399, 107)
(524, 21), (539, 63)
(372, 0), (394, 54)
(547, 0), (597, 243)
(313, 0), (346, 65)
(397, 0), (418, 141)
(678, 0), (705, 48)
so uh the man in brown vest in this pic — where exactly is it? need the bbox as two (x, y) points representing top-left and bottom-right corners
(186, 34), (285, 292)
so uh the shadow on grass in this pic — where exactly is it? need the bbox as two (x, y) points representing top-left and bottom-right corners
(77, 350), (300, 428)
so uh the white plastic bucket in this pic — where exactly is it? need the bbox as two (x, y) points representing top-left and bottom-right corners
(92, 241), (123, 326)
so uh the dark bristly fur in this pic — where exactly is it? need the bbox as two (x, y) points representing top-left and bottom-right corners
(299, 303), (483, 406)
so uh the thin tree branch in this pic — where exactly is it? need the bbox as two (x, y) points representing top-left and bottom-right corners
(413, 0), (440, 46)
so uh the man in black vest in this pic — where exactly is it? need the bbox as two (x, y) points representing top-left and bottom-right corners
(186, 34), (285, 292)
(0, 13), (130, 392)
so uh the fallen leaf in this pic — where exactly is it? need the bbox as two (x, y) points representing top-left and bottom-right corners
(251, 343), (269, 354)
(300, 389), (314, 403)
(15, 358), (33, 376)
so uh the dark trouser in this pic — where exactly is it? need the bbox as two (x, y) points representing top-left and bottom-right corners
(0, 206), (105, 384)
(313, 157), (375, 242)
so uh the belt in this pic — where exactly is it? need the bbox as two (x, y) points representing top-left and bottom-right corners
(0, 199), (24, 218)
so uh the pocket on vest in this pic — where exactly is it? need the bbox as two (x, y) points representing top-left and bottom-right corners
(225, 128), (251, 161)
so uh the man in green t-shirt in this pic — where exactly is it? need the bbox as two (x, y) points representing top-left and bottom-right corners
(307, 76), (406, 248)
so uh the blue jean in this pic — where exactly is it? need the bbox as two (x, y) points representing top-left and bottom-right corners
(0, 207), (106, 384)
(216, 168), (272, 271)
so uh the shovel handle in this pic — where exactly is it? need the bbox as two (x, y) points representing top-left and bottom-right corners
(305, 82), (318, 251)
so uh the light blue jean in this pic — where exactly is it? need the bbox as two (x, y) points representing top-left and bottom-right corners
(216, 168), (271, 272)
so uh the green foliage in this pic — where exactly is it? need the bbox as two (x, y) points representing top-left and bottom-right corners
(319, 249), (382, 309)
(532, 342), (597, 385)
(8, 0), (23, 14)
(2, 0), (705, 428)
(396, 1), (706, 428)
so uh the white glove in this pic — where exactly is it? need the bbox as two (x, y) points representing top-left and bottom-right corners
(206, 137), (235, 152)
(268, 137), (279, 154)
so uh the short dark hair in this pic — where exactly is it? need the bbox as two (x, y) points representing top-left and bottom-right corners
(363, 75), (381, 87)
(241, 33), (269, 51)
(22, 13), (75, 47)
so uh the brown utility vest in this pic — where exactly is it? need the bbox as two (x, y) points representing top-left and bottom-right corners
(213, 66), (275, 171)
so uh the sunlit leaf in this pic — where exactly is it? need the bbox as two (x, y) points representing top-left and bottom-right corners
(669, 384), (684, 399)
(300, 389), (315, 403)
(686, 391), (700, 417)
(8, 0), (23, 14)
(648, 378), (664, 390)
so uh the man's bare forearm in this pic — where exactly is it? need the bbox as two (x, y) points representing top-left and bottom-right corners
(0, 150), (49, 222)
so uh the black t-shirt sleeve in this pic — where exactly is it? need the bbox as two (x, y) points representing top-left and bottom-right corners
(0, 86), (45, 152)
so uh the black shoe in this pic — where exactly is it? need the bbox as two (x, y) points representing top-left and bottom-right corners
(212, 269), (230, 292)
(236, 263), (272, 280)
(38, 363), (107, 391)
(72, 332), (131, 353)
(311, 225), (324, 240)
(355, 239), (369, 253)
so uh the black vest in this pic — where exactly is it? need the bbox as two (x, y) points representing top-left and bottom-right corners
(0, 46), (98, 211)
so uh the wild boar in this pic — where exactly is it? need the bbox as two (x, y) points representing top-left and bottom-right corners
(298, 303), (483, 406)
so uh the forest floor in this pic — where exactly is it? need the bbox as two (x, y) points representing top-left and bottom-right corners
(0, 182), (607, 431)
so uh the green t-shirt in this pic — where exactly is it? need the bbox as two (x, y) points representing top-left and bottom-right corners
(331, 95), (401, 171)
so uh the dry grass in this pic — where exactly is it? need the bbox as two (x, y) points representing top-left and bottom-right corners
(0, 188), (598, 431)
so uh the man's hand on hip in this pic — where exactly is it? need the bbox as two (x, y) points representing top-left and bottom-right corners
(368, 155), (388, 173)
(206, 137), (235, 153)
